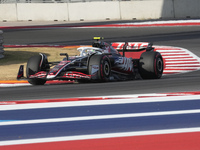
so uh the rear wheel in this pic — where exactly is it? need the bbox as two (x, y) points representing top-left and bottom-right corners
(88, 54), (111, 82)
(26, 55), (47, 85)
(139, 52), (163, 79)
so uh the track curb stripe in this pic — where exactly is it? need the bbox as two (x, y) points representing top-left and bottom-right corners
(0, 128), (200, 147)
(1, 132), (200, 150)
(0, 91), (200, 105)
(0, 92), (200, 149)
(1, 109), (200, 126)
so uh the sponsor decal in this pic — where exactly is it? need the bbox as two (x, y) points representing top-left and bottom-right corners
(112, 42), (149, 50)
(48, 61), (70, 76)
(115, 57), (133, 72)
(91, 65), (99, 76)
(64, 71), (91, 79)
(29, 71), (47, 78)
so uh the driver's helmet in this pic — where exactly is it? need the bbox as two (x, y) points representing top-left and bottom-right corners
(92, 42), (101, 48)
(93, 41), (106, 49)
(92, 37), (105, 49)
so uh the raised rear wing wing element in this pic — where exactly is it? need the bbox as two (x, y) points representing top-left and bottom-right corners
(112, 42), (153, 51)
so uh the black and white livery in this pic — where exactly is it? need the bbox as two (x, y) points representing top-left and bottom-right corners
(17, 37), (163, 85)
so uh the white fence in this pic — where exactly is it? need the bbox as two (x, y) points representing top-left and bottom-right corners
(0, 0), (200, 21)
(0, 30), (4, 59)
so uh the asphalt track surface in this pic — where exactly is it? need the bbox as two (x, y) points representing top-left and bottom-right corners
(1, 23), (200, 101)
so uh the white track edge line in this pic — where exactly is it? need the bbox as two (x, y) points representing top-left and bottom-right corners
(1, 109), (200, 126)
(1, 95), (200, 111)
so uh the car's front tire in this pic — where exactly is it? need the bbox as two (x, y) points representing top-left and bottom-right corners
(88, 54), (111, 82)
(26, 55), (47, 85)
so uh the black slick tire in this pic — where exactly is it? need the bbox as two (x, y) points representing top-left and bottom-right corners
(26, 55), (46, 85)
(139, 51), (163, 79)
(88, 54), (111, 82)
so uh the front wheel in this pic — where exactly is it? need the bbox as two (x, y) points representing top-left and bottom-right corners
(88, 54), (111, 82)
(139, 51), (163, 79)
(26, 55), (47, 85)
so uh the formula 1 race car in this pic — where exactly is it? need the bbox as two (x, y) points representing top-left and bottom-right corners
(17, 37), (163, 85)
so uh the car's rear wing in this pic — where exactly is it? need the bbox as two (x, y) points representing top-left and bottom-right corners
(111, 42), (154, 57)
(111, 42), (152, 50)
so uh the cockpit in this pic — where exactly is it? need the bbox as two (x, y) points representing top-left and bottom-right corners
(77, 47), (103, 57)
(76, 37), (121, 57)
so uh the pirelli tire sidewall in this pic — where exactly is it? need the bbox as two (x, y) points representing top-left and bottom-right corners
(139, 51), (163, 79)
(26, 55), (46, 85)
(89, 54), (111, 82)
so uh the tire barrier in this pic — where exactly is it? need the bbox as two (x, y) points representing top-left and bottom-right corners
(0, 30), (4, 59)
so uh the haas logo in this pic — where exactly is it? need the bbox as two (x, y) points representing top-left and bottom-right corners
(118, 57), (133, 72)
